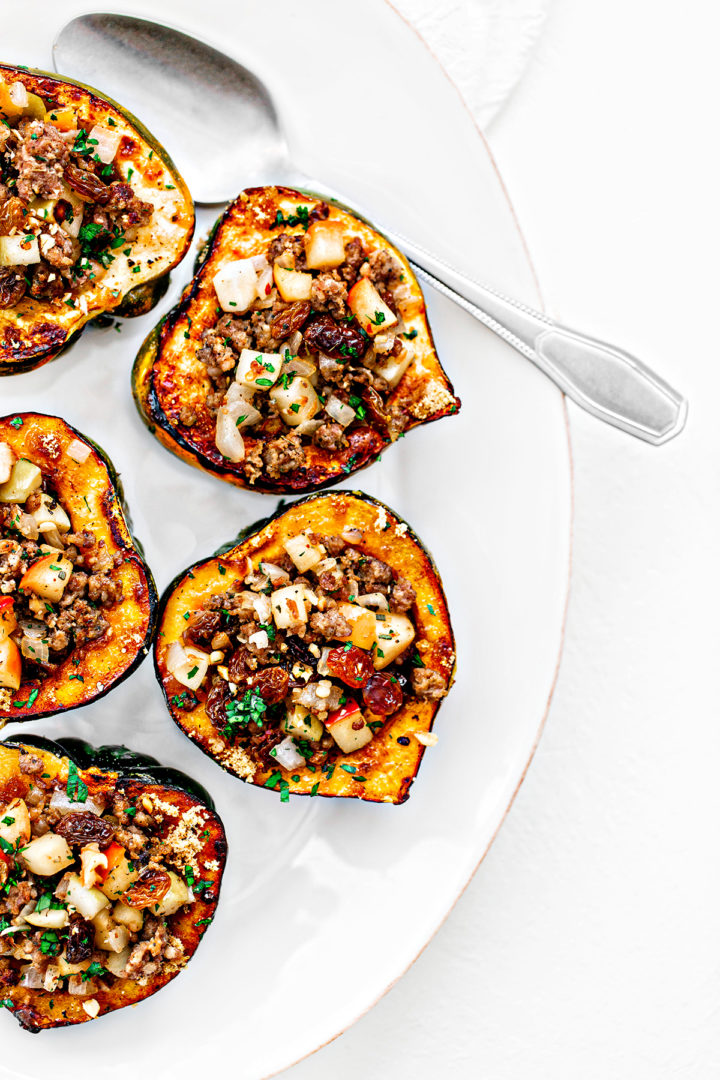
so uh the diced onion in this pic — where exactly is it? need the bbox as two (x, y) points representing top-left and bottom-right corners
(66, 438), (91, 463)
(325, 395), (356, 428)
(88, 124), (122, 164)
(255, 265), (273, 299)
(356, 592), (389, 611)
(252, 593), (272, 622)
(251, 254), (270, 272)
(166, 641), (209, 691)
(49, 789), (105, 816)
(9, 82), (28, 109)
(14, 511), (38, 540)
(215, 402), (246, 462)
(286, 331), (303, 355)
(248, 629), (269, 650)
(281, 355), (316, 378)
(294, 419), (323, 436)
(317, 647), (331, 676)
(21, 632), (49, 665)
(19, 965), (45, 989)
(341, 527), (364, 544)
(259, 561), (291, 585)
(273, 736), (306, 771)
(68, 975), (94, 996)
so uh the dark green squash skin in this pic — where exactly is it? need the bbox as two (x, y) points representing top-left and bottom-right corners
(0, 64), (195, 376)
(0, 413), (158, 723)
(0, 736), (227, 1032)
(1, 735), (217, 809)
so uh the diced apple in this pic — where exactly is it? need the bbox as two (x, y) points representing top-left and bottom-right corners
(303, 220), (346, 269)
(374, 346), (414, 389)
(19, 553), (73, 603)
(65, 872), (110, 919)
(270, 584), (309, 629)
(112, 900), (144, 933)
(92, 908), (130, 953)
(21, 833), (74, 877)
(44, 107), (76, 131)
(32, 493), (71, 536)
(325, 701), (373, 754)
(0, 442), (16, 484)
(213, 258), (258, 313)
(0, 459), (42, 503)
(154, 871), (191, 916)
(87, 124), (122, 164)
(236, 349), (282, 391)
(283, 704), (324, 742)
(0, 234), (40, 266)
(283, 531), (325, 573)
(336, 603), (377, 649)
(372, 611), (415, 669)
(270, 376), (320, 426)
(99, 847), (139, 900)
(273, 264), (313, 302)
(0, 798), (30, 847)
(0, 638), (21, 691)
(347, 278), (398, 336)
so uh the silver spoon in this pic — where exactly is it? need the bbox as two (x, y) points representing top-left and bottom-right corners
(53, 12), (687, 445)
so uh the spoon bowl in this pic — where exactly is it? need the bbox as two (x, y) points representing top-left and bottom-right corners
(53, 12), (288, 202)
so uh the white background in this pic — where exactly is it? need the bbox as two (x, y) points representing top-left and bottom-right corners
(285, 1), (720, 1077)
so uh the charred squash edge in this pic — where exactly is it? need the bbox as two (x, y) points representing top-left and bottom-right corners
(131, 184), (460, 494)
(0, 413), (157, 722)
(0, 736), (226, 1032)
(0, 63), (195, 375)
(154, 490), (456, 805)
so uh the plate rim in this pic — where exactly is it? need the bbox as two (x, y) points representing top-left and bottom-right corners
(264, 3), (574, 1074)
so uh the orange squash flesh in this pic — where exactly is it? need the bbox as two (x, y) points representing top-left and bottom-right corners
(133, 186), (460, 494)
(155, 492), (455, 805)
(0, 413), (156, 722)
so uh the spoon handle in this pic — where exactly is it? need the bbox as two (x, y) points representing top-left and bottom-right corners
(291, 175), (687, 445)
(396, 245), (687, 446)
(383, 231), (686, 446)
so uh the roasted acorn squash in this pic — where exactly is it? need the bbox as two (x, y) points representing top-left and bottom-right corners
(132, 185), (460, 493)
(0, 413), (156, 722)
(0, 736), (226, 1031)
(154, 492), (455, 804)
(0, 64), (195, 375)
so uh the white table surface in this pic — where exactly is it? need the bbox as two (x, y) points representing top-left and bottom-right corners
(284, 0), (720, 1076)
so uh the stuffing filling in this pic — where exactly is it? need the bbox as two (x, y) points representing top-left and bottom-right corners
(166, 527), (448, 783)
(0, 752), (212, 1001)
(0, 77), (153, 308)
(0, 437), (122, 701)
(197, 203), (420, 483)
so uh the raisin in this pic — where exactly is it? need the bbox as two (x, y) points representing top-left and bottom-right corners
(227, 647), (253, 683)
(0, 267), (26, 309)
(206, 679), (231, 731)
(124, 868), (172, 909)
(184, 609), (222, 648)
(64, 162), (110, 204)
(55, 811), (115, 847)
(248, 666), (289, 704)
(65, 913), (93, 964)
(302, 313), (366, 359)
(270, 300), (311, 341)
(362, 672), (404, 715)
(326, 645), (374, 688)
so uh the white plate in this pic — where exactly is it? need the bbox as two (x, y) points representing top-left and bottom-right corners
(0, 3), (572, 1077)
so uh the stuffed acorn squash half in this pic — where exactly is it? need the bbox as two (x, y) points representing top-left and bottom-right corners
(155, 492), (455, 804)
(0, 736), (226, 1031)
(0, 413), (157, 722)
(133, 185), (460, 493)
(0, 64), (195, 374)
